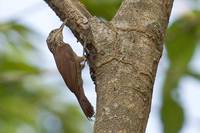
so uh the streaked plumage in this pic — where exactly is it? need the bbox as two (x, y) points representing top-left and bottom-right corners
(46, 22), (94, 118)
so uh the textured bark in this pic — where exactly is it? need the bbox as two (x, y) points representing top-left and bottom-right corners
(44, 0), (174, 132)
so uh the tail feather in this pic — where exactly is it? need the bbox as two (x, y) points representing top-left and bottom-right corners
(77, 94), (94, 118)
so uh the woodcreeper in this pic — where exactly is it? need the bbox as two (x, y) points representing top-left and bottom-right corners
(46, 21), (94, 118)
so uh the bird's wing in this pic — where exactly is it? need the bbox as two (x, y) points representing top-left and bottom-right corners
(54, 45), (79, 93)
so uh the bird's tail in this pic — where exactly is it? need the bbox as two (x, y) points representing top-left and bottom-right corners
(76, 91), (94, 119)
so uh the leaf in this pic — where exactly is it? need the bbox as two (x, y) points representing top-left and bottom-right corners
(0, 55), (41, 75)
(161, 67), (184, 133)
(80, 0), (122, 20)
(165, 11), (200, 68)
(0, 21), (32, 36)
(0, 21), (37, 51)
(161, 11), (200, 133)
(161, 97), (184, 133)
(185, 69), (200, 80)
(57, 105), (86, 133)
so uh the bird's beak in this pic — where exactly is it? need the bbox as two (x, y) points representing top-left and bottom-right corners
(58, 23), (64, 32)
(54, 19), (68, 38)
(58, 19), (67, 32)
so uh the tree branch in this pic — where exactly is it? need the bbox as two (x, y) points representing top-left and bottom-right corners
(44, 0), (93, 44)
(44, 0), (175, 132)
(112, 0), (174, 30)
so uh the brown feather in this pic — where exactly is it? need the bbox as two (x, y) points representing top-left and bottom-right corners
(46, 24), (94, 118)
(54, 44), (79, 92)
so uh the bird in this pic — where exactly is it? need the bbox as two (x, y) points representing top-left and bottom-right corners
(46, 21), (94, 119)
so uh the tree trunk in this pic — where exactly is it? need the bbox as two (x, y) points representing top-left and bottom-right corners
(44, 0), (174, 132)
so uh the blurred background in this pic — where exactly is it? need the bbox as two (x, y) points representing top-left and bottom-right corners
(0, 0), (200, 133)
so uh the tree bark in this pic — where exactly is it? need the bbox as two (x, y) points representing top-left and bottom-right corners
(44, 0), (174, 133)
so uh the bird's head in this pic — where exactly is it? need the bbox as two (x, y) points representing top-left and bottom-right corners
(46, 22), (65, 53)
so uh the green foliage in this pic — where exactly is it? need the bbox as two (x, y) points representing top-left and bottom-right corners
(80, 0), (122, 20)
(1, 1), (200, 133)
(161, 11), (200, 133)
(0, 21), (87, 133)
(166, 11), (200, 67)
